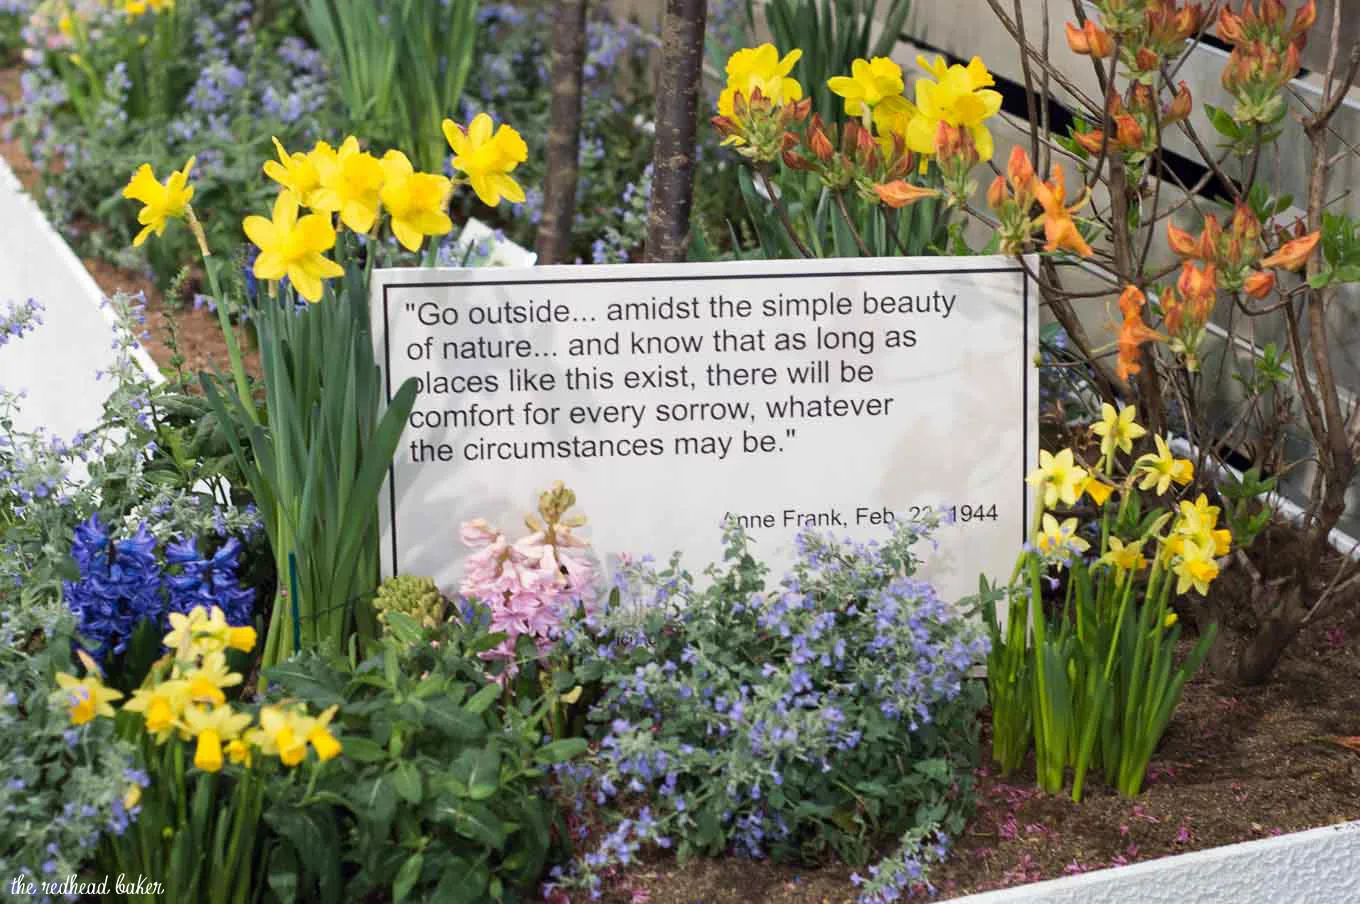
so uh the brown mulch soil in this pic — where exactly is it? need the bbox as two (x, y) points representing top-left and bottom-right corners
(1, 65), (257, 379)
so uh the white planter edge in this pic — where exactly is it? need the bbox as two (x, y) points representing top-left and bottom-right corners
(0, 153), (161, 383)
(943, 819), (1360, 904)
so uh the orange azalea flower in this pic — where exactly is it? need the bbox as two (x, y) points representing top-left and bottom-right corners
(1118, 283), (1147, 320)
(1178, 260), (1219, 322)
(1166, 221), (1201, 258)
(875, 179), (939, 208)
(1261, 231), (1321, 271)
(1243, 270), (1275, 298)
(986, 174), (1008, 210)
(1164, 82), (1193, 124)
(1118, 316), (1163, 383)
(1006, 145), (1035, 192)
(1066, 19), (1115, 57)
(1032, 163), (1092, 257)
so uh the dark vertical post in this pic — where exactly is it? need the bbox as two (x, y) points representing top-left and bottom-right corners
(644, 0), (708, 262)
(535, 0), (590, 264)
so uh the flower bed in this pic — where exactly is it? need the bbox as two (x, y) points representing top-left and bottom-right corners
(3, 0), (1360, 902)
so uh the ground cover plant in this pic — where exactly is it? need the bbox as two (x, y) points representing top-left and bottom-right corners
(548, 518), (989, 903)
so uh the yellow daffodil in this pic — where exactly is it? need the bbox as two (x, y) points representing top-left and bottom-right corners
(1081, 476), (1114, 506)
(1172, 541), (1219, 595)
(906, 56), (1002, 162)
(243, 190), (344, 303)
(717, 44), (804, 117)
(1099, 536), (1148, 573)
(226, 738), (252, 766)
(122, 157), (195, 246)
(180, 652), (242, 706)
(294, 704), (342, 762)
(443, 114), (528, 208)
(1091, 403), (1147, 458)
(310, 136), (385, 234)
(53, 653), (123, 725)
(827, 56), (907, 118)
(1036, 513), (1090, 560)
(164, 606), (257, 659)
(182, 704), (252, 773)
(1136, 435), (1194, 495)
(379, 150), (453, 252)
(263, 137), (323, 207)
(249, 705), (309, 766)
(1026, 448), (1089, 509)
(123, 679), (191, 742)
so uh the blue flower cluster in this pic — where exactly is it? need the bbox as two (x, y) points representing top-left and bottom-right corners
(64, 514), (256, 661)
(555, 518), (989, 901)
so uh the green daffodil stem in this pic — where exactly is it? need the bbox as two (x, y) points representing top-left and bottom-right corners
(187, 206), (256, 424)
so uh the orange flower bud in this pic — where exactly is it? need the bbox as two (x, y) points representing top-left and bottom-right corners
(1166, 222), (1200, 258)
(1088, 21), (1116, 57)
(1007, 146), (1036, 193)
(1218, 7), (1247, 43)
(1200, 215), (1222, 260)
(1243, 270), (1276, 298)
(808, 118), (835, 162)
(1164, 81), (1192, 124)
(1065, 21), (1091, 54)
(1174, 4), (1202, 40)
(1118, 284), (1147, 319)
(1162, 286), (1186, 335)
(987, 174), (1008, 211)
(874, 179), (939, 209)
(1114, 114), (1145, 148)
(1117, 311), (1163, 383)
(1291, 0), (1318, 39)
(1074, 131), (1107, 155)
(1230, 203), (1261, 245)
(1135, 47), (1160, 71)
(1262, 0), (1286, 26)
(782, 97), (812, 125)
(1261, 231), (1321, 271)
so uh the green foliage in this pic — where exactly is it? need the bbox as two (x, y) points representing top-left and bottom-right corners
(554, 520), (986, 897)
(1308, 212), (1360, 288)
(0, 293), (263, 611)
(0, 600), (140, 889)
(17, 1), (342, 288)
(261, 627), (583, 903)
(750, 0), (913, 123)
(298, 0), (479, 173)
(202, 244), (419, 674)
(737, 166), (949, 260)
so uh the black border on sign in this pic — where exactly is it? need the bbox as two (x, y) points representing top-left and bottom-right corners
(380, 265), (1033, 575)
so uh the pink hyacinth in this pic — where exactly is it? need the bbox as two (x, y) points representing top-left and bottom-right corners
(458, 483), (597, 677)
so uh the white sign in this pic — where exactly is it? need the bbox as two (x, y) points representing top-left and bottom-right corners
(373, 256), (1037, 604)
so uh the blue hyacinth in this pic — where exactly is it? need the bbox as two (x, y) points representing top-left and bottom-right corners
(64, 515), (256, 663)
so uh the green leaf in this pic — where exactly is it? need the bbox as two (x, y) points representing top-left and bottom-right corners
(454, 747), (501, 800)
(262, 662), (347, 708)
(436, 800), (508, 849)
(391, 762), (423, 804)
(341, 736), (387, 763)
(464, 683), (501, 715)
(533, 738), (588, 764)
(393, 852), (424, 903)
(424, 697), (486, 740)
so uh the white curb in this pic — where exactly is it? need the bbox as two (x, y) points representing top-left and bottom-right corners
(0, 151), (160, 442)
(943, 820), (1360, 903)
